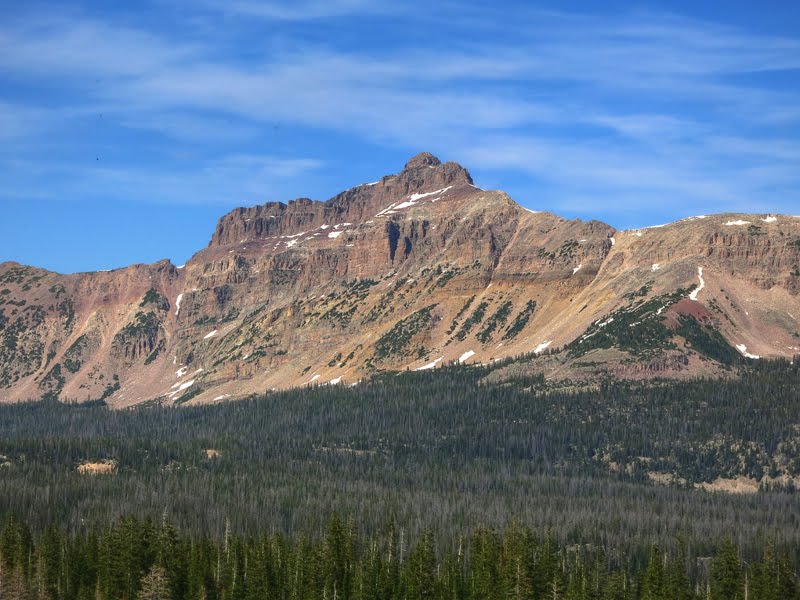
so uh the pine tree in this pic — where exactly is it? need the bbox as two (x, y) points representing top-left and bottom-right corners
(710, 539), (743, 600)
(403, 528), (436, 600)
(138, 564), (171, 600)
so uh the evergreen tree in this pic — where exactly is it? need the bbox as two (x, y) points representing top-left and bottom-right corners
(710, 539), (743, 600)
(138, 564), (171, 600)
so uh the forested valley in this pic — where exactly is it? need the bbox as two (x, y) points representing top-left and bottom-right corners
(0, 359), (799, 598)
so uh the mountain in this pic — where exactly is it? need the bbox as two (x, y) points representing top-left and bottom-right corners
(1, 153), (799, 405)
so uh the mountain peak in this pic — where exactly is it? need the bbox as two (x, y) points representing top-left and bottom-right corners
(400, 152), (474, 188)
(404, 152), (442, 170)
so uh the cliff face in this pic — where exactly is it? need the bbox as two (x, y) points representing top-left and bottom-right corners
(1, 154), (799, 405)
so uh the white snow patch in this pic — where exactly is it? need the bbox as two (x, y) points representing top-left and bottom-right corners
(203, 330), (218, 340)
(375, 202), (398, 217)
(286, 239), (299, 248)
(689, 267), (705, 301)
(304, 374), (321, 385)
(319, 224), (330, 230)
(788, 312), (797, 321)
(634, 231), (643, 237)
(533, 341), (552, 354)
(651, 263), (661, 272)
(724, 220), (750, 226)
(328, 231), (343, 239)
(524, 207), (541, 214)
(641, 222), (668, 230)
(366, 181), (378, 186)
(176, 264), (185, 269)
(572, 264), (583, 275)
(736, 344), (760, 359)
(415, 357), (443, 371)
(175, 379), (195, 393)
(329, 377), (342, 385)
(609, 237), (615, 246)
(379, 187), (453, 215)
(761, 216), (777, 223)
(175, 293), (183, 316)
(176, 366), (188, 378)
(458, 350), (476, 364)
(213, 394), (230, 401)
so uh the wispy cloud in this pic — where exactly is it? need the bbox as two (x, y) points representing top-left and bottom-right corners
(1, 4), (798, 226)
(196, 0), (396, 20)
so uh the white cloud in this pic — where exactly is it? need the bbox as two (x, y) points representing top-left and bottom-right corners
(0, 5), (798, 221)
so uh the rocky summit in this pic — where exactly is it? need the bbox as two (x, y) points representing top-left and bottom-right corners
(1, 153), (799, 405)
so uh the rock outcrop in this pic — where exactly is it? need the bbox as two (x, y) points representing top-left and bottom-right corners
(1, 154), (799, 405)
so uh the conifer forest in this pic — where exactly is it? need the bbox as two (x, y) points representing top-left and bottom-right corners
(1, 359), (799, 598)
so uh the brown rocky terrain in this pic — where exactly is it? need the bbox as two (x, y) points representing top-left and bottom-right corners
(1, 153), (799, 405)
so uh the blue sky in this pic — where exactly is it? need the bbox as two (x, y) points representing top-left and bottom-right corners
(1, 1), (799, 273)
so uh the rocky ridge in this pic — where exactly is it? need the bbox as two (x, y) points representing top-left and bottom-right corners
(1, 154), (799, 405)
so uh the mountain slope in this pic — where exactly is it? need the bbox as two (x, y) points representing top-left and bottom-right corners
(1, 153), (799, 404)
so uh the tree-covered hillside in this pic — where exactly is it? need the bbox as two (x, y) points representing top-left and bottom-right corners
(0, 360), (799, 567)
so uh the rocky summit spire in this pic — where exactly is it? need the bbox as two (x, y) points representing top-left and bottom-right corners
(404, 152), (442, 170)
(401, 152), (474, 187)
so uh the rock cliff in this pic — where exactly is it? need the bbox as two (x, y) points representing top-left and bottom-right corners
(1, 154), (798, 405)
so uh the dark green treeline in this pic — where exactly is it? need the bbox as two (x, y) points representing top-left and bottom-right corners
(1, 514), (798, 600)
(1, 360), (800, 563)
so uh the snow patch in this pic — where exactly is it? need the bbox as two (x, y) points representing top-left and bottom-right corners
(304, 374), (320, 385)
(328, 231), (343, 239)
(175, 293), (183, 316)
(572, 264), (583, 275)
(761, 215), (777, 223)
(689, 267), (704, 301)
(213, 394), (230, 401)
(458, 350), (476, 364)
(175, 379), (195, 393)
(724, 220), (750, 226)
(524, 207), (540, 214)
(376, 187), (452, 216)
(651, 263), (661, 272)
(329, 377), (342, 385)
(203, 330), (218, 339)
(736, 344), (760, 359)
(533, 341), (552, 354)
(176, 264), (185, 269)
(609, 236), (615, 246)
(415, 357), (443, 371)
(176, 366), (188, 378)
